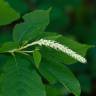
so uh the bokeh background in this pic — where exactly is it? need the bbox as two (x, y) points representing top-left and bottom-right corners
(0, 0), (96, 96)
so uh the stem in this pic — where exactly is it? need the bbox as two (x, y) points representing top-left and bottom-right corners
(15, 41), (38, 51)
(8, 41), (39, 54)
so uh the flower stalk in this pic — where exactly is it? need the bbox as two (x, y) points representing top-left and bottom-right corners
(9, 39), (87, 64)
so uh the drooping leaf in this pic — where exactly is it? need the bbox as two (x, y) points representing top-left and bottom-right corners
(40, 58), (81, 96)
(33, 49), (42, 68)
(13, 9), (51, 42)
(0, 54), (46, 96)
(0, 0), (20, 26)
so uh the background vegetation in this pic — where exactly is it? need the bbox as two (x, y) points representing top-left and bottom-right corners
(0, 0), (96, 96)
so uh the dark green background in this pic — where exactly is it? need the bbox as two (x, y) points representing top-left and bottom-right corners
(0, 0), (96, 96)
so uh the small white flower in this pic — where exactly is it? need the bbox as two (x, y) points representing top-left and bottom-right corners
(32, 39), (87, 64)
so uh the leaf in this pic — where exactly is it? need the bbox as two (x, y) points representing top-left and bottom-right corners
(0, 54), (9, 73)
(40, 32), (61, 40)
(39, 62), (57, 84)
(40, 33), (91, 64)
(46, 85), (66, 96)
(30, 32), (61, 41)
(13, 9), (51, 42)
(33, 49), (42, 68)
(0, 42), (19, 53)
(0, 54), (46, 96)
(0, 0), (20, 26)
(40, 58), (81, 96)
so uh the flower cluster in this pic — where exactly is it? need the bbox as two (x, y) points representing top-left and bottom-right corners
(32, 39), (87, 64)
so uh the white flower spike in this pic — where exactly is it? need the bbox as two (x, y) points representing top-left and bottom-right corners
(32, 39), (87, 64)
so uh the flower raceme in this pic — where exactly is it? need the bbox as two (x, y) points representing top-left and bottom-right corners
(10, 39), (87, 64)
(31, 39), (87, 64)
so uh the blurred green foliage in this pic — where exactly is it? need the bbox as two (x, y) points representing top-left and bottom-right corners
(0, 0), (96, 96)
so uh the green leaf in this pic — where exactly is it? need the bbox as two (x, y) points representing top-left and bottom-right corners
(40, 33), (91, 64)
(0, 42), (19, 53)
(41, 32), (61, 40)
(40, 58), (81, 96)
(39, 62), (57, 84)
(0, 54), (46, 96)
(0, 0), (20, 26)
(13, 9), (51, 42)
(46, 85), (66, 96)
(33, 49), (42, 68)
(0, 54), (9, 73)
